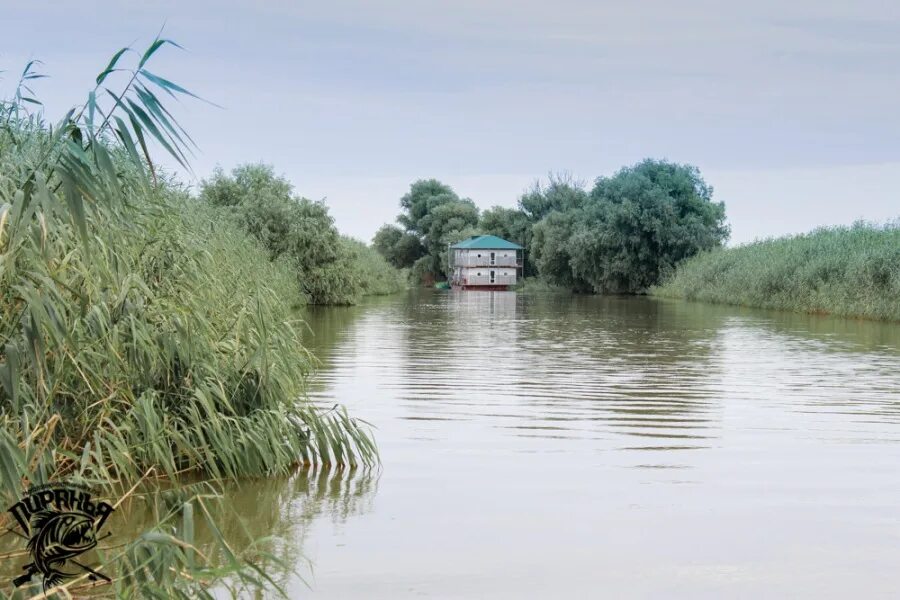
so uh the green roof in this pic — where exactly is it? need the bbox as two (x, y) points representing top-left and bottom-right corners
(450, 235), (523, 250)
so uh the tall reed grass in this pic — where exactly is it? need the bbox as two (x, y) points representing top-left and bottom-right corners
(652, 222), (900, 321)
(342, 237), (408, 297)
(200, 164), (407, 305)
(0, 37), (375, 596)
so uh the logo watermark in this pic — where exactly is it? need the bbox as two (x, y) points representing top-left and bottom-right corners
(7, 482), (114, 590)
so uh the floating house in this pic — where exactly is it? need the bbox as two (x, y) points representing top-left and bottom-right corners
(448, 235), (524, 291)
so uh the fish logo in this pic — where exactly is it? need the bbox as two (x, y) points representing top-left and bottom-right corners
(7, 483), (114, 590)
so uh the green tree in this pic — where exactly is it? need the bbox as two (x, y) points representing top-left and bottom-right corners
(426, 198), (480, 277)
(372, 224), (403, 262)
(480, 206), (535, 275)
(518, 173), (588, 221)
(374, 179), (479, 282)
(373, 223), (426, 268)
(201, 164), (363, 304)
(397, 179), (460, 235)
(532, 159), (729, 294)
(531, 209), (592, 292)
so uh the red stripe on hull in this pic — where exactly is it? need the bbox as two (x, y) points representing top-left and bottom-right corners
(452, 284), (512, 291)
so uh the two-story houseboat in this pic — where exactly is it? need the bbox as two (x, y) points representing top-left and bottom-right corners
(448, 235), (524, 291)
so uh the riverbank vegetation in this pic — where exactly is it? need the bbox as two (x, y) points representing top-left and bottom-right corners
(375, 162), (729, 293)
(375, 163), (899, 323)
(0, 39), (375, 596)
(201, 163), (405, 304)
(373, 179), (479, 283)
(652, 222), (900, 321)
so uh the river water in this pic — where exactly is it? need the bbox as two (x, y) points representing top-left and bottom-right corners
(17, 290), (894, 598)
(241, 289), (898, 599)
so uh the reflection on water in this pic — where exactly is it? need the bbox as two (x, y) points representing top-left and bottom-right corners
(18, 291), (895, 598)
(0, 468), (378, 594)
(296, 290), (900, 598)
(389, 293), (723, 453)
(306, 291), (900, 456)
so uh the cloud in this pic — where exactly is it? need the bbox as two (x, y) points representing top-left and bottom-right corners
(3, 0), (899, 242)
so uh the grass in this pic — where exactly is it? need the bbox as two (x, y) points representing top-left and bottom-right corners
(652, 222), (900, 321)
(0, 37), (376, 596)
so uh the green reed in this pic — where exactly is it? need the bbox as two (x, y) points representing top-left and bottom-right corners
(652, 222), (900, 321)
(342, 237), (408, 297)
(0, 37), (375, 597)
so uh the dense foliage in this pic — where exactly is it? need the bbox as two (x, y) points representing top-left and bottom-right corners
(201, 164), (403, 305)
(375, 165), (727, 291)
(343, 236), (408, 296)
(531, 209), (593, 292)
(0, 39), (375, 596)
(372, 223), (425, 269)
(653, 222), (900, 321)
(373, 179), (479, 282)
(478, 205), (535, 275)
(519, 173), (588, 221)
(533, 160), (729, 293)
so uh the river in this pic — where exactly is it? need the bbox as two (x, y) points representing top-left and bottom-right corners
(26, 289), (898, 598)
(233, 289), (899, 599)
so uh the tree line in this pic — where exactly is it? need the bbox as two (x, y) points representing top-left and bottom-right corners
(374, 160), (730, 294)
(201, 163), (405, 304)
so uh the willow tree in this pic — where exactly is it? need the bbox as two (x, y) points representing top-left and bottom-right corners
(531, 160), (729, 293)
(201, 163), (363, 305)
(374, 178), (479, 281)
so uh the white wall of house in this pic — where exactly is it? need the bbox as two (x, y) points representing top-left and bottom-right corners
(453, 249), (518, 267)
(458, 266), (516, 286)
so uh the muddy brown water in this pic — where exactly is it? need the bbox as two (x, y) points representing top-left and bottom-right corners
(6, 290), (900, 598)
(282, 290), (900, 598)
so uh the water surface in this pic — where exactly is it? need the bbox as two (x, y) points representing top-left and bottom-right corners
(269, 290), (900, 598)
(32, 291), (892, 597)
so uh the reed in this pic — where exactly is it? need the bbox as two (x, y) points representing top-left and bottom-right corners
(652, 222), (900, 321)
(0, 37), (375, 596)
(342, 237), (408, 297)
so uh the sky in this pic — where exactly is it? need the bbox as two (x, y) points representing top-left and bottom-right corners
(3, 0), (899, 245)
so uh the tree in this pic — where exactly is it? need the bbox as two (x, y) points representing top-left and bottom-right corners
(531, 209), (592, 292)
(201, 164), (363, 304)
(531, 159), (729, 294)
(518, 173), (588, 221)
(376, 179), (480, 282)
(425, 199), (480, 277)
(372, 224), (403, 257)
(480, 206), (535, 275)
(373, 224), (426, 269)
(397, 179), (460, 235)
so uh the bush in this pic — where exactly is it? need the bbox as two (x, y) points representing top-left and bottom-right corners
(0, 39), (375, 596)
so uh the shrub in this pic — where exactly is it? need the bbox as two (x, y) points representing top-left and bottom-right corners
(343, 237), (407, 296)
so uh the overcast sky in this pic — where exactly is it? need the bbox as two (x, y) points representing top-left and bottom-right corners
(3, 1), (899, 244)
